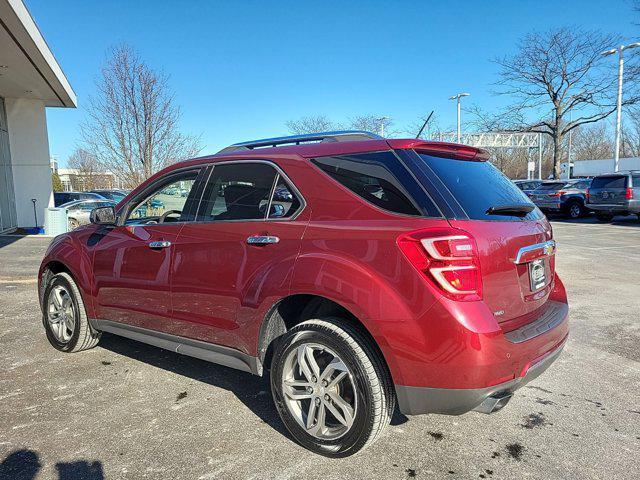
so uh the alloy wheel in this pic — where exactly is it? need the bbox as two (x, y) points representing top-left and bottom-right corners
(569, 203), (581, 218)
(281, 343), (357, 440)
(47, 285), (75, 343)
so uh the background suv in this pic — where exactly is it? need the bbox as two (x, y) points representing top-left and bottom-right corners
(587, 171), (640, 221)
(529, 179), (591, 219)
(38, 132), (569, 457)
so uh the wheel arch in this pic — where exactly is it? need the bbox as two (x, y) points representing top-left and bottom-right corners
(257, 294), (400, 385)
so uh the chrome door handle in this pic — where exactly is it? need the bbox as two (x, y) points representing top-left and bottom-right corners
(149, 241), (171, 249)
(247, 235), (280, 245)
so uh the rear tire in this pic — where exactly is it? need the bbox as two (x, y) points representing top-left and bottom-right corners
(270, 317), (394, 457)
(595, 213), (613, 222)
(42, 272), (101, 352)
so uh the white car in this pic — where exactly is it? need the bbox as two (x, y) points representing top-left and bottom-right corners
(60, 199), (117, 230)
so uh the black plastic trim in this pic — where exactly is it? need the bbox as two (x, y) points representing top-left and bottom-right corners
(91, 319), (260, 375)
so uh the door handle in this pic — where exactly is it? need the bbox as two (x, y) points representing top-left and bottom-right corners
(246, 235), (280, 245)
(149, 241), (172, 249)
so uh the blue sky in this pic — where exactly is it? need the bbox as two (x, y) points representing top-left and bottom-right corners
(26, 0), (639, 166)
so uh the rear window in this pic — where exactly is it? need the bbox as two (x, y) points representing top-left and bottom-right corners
(418, 154), (540, 221)
(591, 175), (627, 189)
(312, 152), (440, 217)
(536, 182), (566, 191)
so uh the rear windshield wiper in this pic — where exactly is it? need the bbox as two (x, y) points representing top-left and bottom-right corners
(486, 204), (535, 217)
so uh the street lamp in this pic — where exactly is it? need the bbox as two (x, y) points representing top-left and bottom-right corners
(601, 42), (640, 172)
(376, 116), (389, 137)
(449, 93), (470, 143)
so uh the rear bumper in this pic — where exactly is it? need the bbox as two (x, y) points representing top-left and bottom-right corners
(396, 334), (567, 415)
(535, 202), (562, 211)
(588, 203), (638, 214)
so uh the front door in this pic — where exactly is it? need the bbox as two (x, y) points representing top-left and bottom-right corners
(170, 161), (308, 354)
(92, 168), (203, 331)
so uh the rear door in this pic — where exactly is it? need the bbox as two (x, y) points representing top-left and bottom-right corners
(170, 161), (309, 353)
(407, 152), (554, 325)
(589, 175), (628, 205)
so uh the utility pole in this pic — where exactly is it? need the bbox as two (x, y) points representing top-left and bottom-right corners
(602, 42), (640, 172)
(449, 93), (470, 143)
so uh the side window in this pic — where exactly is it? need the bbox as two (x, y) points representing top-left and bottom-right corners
(126, 170), (199, 224)
(311, 152), (425, 216)
(197, 163), (277, 221)
(269, 176), (301, 219)
(633, 175), (640, 187)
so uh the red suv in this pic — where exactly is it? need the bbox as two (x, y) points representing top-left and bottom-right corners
(38, 132), (568, 457)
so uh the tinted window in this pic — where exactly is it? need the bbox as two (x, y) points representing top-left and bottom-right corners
(127, 171), (198, 223)
(573, 181), (591, 189)
(312, 152), (429, 216)
(591, 175), (627, 189)
(269, 176), (301, 219)
(418, 154), (539, 221)
(536, 182), (565, 191)
(197, 163), (277, 221)
(633, 175), (640, 187)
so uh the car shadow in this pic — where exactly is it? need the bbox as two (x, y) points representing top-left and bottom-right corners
(0, 449), (104, 480)
(97, 332), (408, 442)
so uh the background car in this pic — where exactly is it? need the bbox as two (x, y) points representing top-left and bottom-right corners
(514, 179), (543, 197)
(586, 171), (640, 221)
(60, 199), (117, 230)
(53, 191), (106, 207)
(88, 189), (128, 202)
(529, 178), (592, 219)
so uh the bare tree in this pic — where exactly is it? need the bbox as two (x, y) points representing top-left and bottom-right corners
(67, 148), (103, 190)
(286, 114), (394, 136)
(571, 123), (614, 160)
(491, 27), (638, 178)
(81, 44), (201, 188)
(286, 115), (340, 135)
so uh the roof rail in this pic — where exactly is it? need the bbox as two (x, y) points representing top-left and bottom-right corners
(216, 130), (383, 154)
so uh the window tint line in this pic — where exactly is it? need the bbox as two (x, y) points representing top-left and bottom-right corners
(264, 173), (280, 221)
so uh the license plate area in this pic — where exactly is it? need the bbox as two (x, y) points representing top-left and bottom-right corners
(528, 258), (547, 292)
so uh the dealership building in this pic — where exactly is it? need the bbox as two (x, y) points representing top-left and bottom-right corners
(0, 0), (76, 232)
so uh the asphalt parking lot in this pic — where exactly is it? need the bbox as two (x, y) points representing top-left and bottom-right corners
(1, 217), (639, 480)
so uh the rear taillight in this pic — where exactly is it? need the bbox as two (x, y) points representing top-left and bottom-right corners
(397, 229), (482, 301)
(585, 189), (590, 202)
(548, 191), (566, 197)
(626, 187), (633, 200)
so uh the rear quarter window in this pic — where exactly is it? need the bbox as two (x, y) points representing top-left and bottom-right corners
(418, 154), (541, 221)
(312, 152), (440, 217)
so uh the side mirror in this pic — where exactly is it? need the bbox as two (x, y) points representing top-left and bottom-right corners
(90, 206), (117, 226)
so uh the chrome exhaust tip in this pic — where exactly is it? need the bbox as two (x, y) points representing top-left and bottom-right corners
(473, 391), (513, 414)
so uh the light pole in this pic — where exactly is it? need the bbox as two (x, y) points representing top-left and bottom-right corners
(601, 42), (640, 172)
(449, 93), (470, 143)
(376, 116), (389, 137)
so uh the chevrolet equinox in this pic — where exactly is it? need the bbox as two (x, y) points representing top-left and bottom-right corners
(38, 131), (569, 457)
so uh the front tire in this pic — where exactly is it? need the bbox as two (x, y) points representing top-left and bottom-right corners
(270, 318), (394, 457)
(43, 272), (101, 352)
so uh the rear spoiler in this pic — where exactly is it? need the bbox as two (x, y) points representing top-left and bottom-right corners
(386, 139), (489, 161)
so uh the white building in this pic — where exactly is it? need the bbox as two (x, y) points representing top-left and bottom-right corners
(0, 0), (76, 232)
(572, 158), (640, 177)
